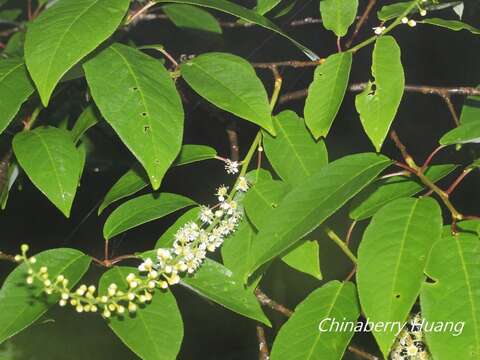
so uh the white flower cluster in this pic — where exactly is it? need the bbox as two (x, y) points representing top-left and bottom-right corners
(17, 162), (250, 319)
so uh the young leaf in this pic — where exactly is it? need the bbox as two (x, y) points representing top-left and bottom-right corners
(0, 59), (34, 135)
(155, 207), (200, 248)
(349, 164), (457, 220)
(70, 105), (100, 144)
(103, 193), (196, 240)
(377, 1), (416, 21)
(355, 36), (405, 152)
(84, 43), (184, 190)
(243, 179), (291, 229)
(0, 248), (91, 345)
(421, 234), (480, 359)
(181, 259), (271, 326)
(319, 0), (358, 37)
(162, 4), (222, 34)
(263, 110), (328, 186)
(24, 0), (130, 106)
(282, 240), (322, 280)
(98, 145), (216, 214)
(155, 0), (319, 60)
(440, 122), (480, 145)
(270, 281), (360, 360)
(249, 153), (392, 276)
(357, 197), (442, 357)
(13, 127), (83, 217)
(256, 0), (281, 15)
(421, 18), (480, 35)
(460, 90), (480, 124)
(181, 53), (274, 134)
(99, 267), (183, 360)
(304, 52), (352, 139)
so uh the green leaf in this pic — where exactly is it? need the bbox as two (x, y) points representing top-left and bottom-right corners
(249, 153), (392, 275)
(282, 240), (322, 280)
(440, 122), (480, 145)
(355, 36), (405, 152)
(270, 281), (360, 360)
(0, 163), (18, 210)
(244, 179), (291, 229)
(162, 4), (222, 34)
(98, 145), (215, 214)
(0, 59), (34, 135)
(421, 234), (480, 359)
(319, 0), (358, 37)
(0, 9), (21, 21)
(13, 127), (83, 217)
(421, 18), (480, 34)
(70, 105), (100, 144)
(84, 43), (184, 190)
(263, 110), (328, 185)
(0, 248), (91, 344)
(349, 164), (457, 220)
(377, 1), (416, 21)
(24, 0), (130, 106)
(99, 267), (183, 360)
(4, 31), (25, 57)
(357, 197), (442, 356)
(460, 90), (480, 124)
(155, 207), (200, 248)
(155, 0), (319, 60)
(174, 144), (217, 166)
(304, 52), (352, 139)
(181, 53), (274, 134)
(103, 193), (196, 240)
(181, 259), (270, 325)
(256, 0), (281, 15)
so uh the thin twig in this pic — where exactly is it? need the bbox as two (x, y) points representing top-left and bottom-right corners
(441, 94), (460, 127)
(256, 325), (270, 360)
(255, 288), (293, 317)
(346, 0), (378, 48)
(421, 145), (446, 172)
(324, 227), (358, 264)
(253, 59), (324, 69)
(126, 1), (156, 25)
(446, 168), (474, 195)
(345, 220), (357, 247)
(0, 251), (16, 263)
(348, 345), (380, 360)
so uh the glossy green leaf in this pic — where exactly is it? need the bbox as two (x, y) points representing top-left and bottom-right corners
(13, 127), (82, 217)
(0, 59), (34, 135)
(24, 0), (130, 106)
(421, 18), (480, 34)
(355, 36), (405, 152)
(377, 1), (416, 21)
(270, 281), (360, 360)
(357, 197), (442, 356)
(256, 0), (281, 15)
(162, 4), (222, 34)
(421, 234), (480, 359)
(319, 0), (358, 37)
(0, 163), (18, 210)
(174, 144), (217, 166)
(0, 9), (21, 21)
(70, 105), (100, 144)
(181, 53), (274, 134)
(263, 110), (328, 185)
(244, 179), (291, 229)
(155, 207), (200, 248)
(98, 166), (148, 215)
(181, 259), (270, 325)
(304, 52), (352, 139)
(84, 43), (184, 190)
(155, 0), (319, 60)
(282, 240), (322, 280)
(3, 31), (25, 57)
(0, 248), (91, 344)
(349, 164), (457, 220)
(99, 267), (183, 360)
(440, 122), (480, 145)
(98, 145), (216, 214)
(103, 193), (196, 240)
(460, 90), (480, 124)
(249, 153), (392, 275)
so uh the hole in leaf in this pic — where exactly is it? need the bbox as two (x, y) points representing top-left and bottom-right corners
(132, 87), (138, 91)
(425, 276), (437, 284)
(141, 112), (147, 117)
(395, 294), (401, 299)
(143, 125), (150, 133)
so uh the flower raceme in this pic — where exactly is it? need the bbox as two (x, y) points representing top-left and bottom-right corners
(15, 164), (250, 319)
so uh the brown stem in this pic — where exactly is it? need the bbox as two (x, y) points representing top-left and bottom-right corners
(421, 145), (446, 172)
(345, 220), (357, 247)
(441, 94), (460, 127)
(253, 59), (324, 69)
(336, 37), (342, 52)
(127, 1), (156, 25)
(347, 346), (380, 360)
(344, 265), (357, 282)
(446, 168), (473, 195)
(346, 0), (378, 48)
(255, 288), (293, 317)
(158, 48), (179, 69)
(256, 325), (270, 360)
(0, 251), (16, 263)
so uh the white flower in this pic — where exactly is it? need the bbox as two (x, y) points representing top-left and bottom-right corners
(402, 17), (409, 24)
(224, 159), (240, 174)
(138, 258), (154, 272)
(215, 185), (228, 202)
(408, 19), (417, 27)
(373, 26), (386, 35)
(199, 206), (214, 224)
(420, 9), (427, 16)
(236, 177), (249, 192)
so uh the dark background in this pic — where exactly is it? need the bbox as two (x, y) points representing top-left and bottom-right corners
(1, 0), (479, 358)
